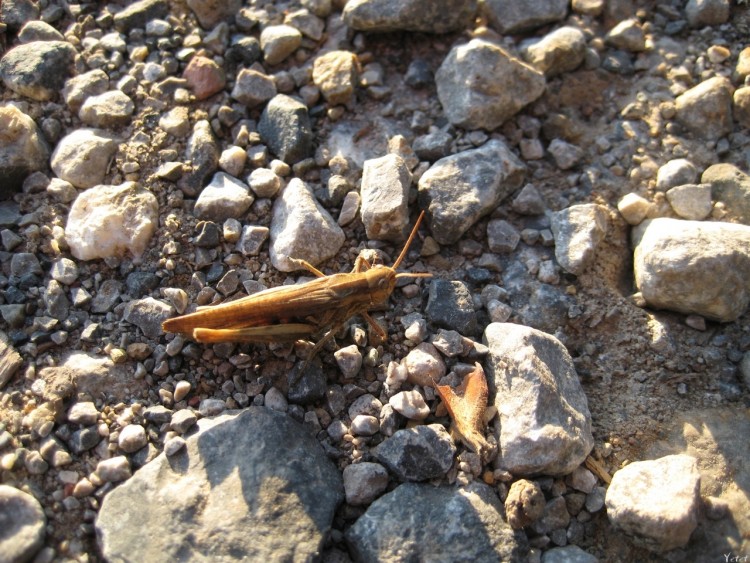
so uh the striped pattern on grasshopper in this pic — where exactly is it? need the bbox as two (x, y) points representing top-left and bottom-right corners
(162, 212), (431, 359)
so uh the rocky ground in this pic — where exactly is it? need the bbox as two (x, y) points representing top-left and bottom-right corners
(1, 0), (750, 561)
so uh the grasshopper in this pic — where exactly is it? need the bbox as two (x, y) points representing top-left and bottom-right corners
(162, 212), (431, 361)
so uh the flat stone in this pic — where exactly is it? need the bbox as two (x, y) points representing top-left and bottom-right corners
(360, 154), (411, 241)
(483, 0), (568, 34)
(343, 0), (477, 33)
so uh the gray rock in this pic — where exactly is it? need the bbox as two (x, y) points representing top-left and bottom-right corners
(0, 40), (76, 101)
(65, 182), (159, 261)
(425, 279), (478, 335)
(50, 128), (118, 189)
(260, 24), (302, 66)
(343, 0), (477, 33)
(179, 120), (219, 197)
(436, 39), (546, 130)
(532, 496), (570, 534)
(606, 454), (700, 553)
(701, 163), (750, 224)
(96, 408), (343, 561)
(521, 26), (587, 77)
(665, 184), (712, 220)
(1, 0), (39, 31)
(186, 0), (242, 29)
(269, 178), (345, 272)
(123, 297), (175, 338)
(258, 94), (313, 164)
(230, 68), (277, 108)
(487, 219), (521, 253)
(675, 76), (733, 140)
(44, 279), (70, 320)
(655, 158), (698, 191)
(170, 409), (198, 434)
(61, 70), (110, 113)
(413, 130), (453, 161)
(194, 172), (254, 222)
(17, 20), (64, 42)
(68, 427), (101, 454)
(79, 90), (134, 128)
(482, 0), (568, 34)
(342, 462), (389, 506)
(548, 139), (584, 170)
(0, 485), (45, 563)
(685, 0), (730, 28)
(374, 424), (456, 481)
(346, 481), (528, 561)
(418, 139), (525, 245)
(10, 252), (41, 277)
(484, 323), (594, 476)
(285, 9), (326, 41)
(0, 105), (49, 198)
(550, 204), (610, 276)
(113, 0), (169, 32)
(236, 225), (269, 256)
(632, 218), (750, 322)
(605, 18), (646, 52)
(512, 184), (546, 215)
(91, 280), (122, 313)
(95, 456), (131, 483)
(360, 154), (411, 241)
(50, 258), (79, 285)
(67, 401), (98, 425)
(542, 545), (599, 563)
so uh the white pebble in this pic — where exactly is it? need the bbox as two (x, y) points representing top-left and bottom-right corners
(334, 344), (363, 377)
(350, 414), (379, 436)
(173, 380), (191, 403)
(389, 390), (430, 420)
(164, 436), (187, 456)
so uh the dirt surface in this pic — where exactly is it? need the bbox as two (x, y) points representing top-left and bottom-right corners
(1, 0), (749, 561)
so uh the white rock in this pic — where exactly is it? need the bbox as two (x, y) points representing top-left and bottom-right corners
(65, 182), (158, 262)
(194, 172), (254, 222)
(606, 455), (700, 553)
(617, 192), (652, 225)
(665, 183), (712, 220)
(404, 342), (446, 386)
(360, 154), (411, 241)
(350, 414), (379, 436)
(550, 204), (609, 275)
(389, 390), (430, 420)
(50, 129), (118, 189)
(334, 344), (363, 378)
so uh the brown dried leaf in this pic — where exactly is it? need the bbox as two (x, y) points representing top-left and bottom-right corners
(435, 362), (491, 456)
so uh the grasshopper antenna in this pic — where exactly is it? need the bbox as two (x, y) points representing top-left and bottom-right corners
(393, 210), (426, 271)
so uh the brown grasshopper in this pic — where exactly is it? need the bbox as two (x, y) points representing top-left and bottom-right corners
(162, 211), (431, 361)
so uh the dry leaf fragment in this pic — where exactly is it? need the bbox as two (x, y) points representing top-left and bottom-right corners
(435, 362), (491, 456)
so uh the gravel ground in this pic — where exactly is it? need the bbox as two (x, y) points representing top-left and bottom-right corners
(1, 0), (750, 561)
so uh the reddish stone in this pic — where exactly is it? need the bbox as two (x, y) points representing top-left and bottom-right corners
(182, 56), (226, 100)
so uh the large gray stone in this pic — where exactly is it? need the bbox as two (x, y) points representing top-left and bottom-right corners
(96, 408), (343, 561)
(0, 40), (76, 101)
(633, 218), (750, 322)
(484, 323), (594, 476)
(343, 0), (476, 33)
(418, 139), (525, 245)
(346, 481), (528, 562)
(436, 39), (546, 130)
(482, 0), (568, 34)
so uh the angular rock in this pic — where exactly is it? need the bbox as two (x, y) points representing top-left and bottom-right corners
(65, 182), (159, 262)
(260, 24), (302, 66)
(96, 408), (343, 561)
(0, 339), (23, 390)
(179, 120), (220, 197)
(425, 280), (478, 335)
(17, 20), (64, 42)
(0, 40), (76, 101)
(605, 18), (646, 52)
(194, 172), (254, 222)
(436, 39), (546, 130)
(656, 158), (698, 191)
(360, 154), (411, 241)
(258, 94), (313, 164)
(343, 0), (477, 33)
(342, 462), (389, 506)
(701, 163), (750, 225)
(62, 69), (109, 113)
(373, 424), (456, 481)
(269, 178), (345, 272)
(550, 204), (610, 276)
(0, 105), (49, 198)
(312, 50), (358, 106)
(482, 0), (568, 34)
(606, 454), (701, 553)
(418, 139), (525, 245)
(0, 485), (45, 563)
(113, 0), (169, 32)
(79, 91), (134, 128)
(123, 298), (174, 339)
(182, 55), (226, 101)
(484, 323), (594, 476)
(50, 129), (118, 189)
(230, 68), (276, 108)
(633, 218), (750, 322)
(186, 0), (242, 29)
(346, 482), (528, 561)
(685, 0), (730, 28)
(521, 26), (586, 77)
(675, 76), (734, 140)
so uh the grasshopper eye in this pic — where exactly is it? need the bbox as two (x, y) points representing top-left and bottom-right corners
(377, 278), (388, 289)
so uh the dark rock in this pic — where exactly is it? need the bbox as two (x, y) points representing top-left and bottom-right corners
(258, 94), (313, 164)
(425, 279), (478, 335)
(125, 272), (160, 297)
(373, 424), (456, 481)
(113, 0), (169, 32)
(0, 40), (76, 101)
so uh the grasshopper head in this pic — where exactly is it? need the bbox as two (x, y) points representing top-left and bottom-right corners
(364, 265), (397, 305)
